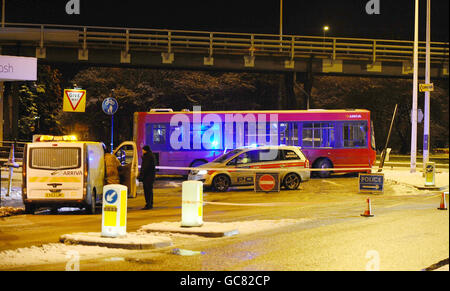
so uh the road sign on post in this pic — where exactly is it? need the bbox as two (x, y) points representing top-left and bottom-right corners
(419, 83), (434, 92)
(102, 97), (119, 115)
(359, 173), (384, 193)
(102, 97), (118, 153)
(63, 89), (86, 112)
(255, 173), (280, 192)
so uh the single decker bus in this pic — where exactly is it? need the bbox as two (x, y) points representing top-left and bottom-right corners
(133, 109), (376, 177)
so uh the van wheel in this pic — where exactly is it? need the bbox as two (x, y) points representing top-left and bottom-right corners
(283, 173), (301, 190)
(213, 175), (231, 192)
(24, 204), (35, 215)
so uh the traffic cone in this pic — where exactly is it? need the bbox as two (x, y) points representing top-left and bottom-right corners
(361, 197), (374, 217)
(437, 192), (448, 210)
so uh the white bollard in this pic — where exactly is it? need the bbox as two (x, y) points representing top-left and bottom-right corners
(101, 184), (128, 238)
(425, 162), (435, 187)
(385, 148), (392, 162)
(181, 181), (203, 227)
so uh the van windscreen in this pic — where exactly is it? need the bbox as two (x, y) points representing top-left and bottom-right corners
(30, 147), (81, 170)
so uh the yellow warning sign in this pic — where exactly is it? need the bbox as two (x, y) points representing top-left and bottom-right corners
(419, 83), (434, 93)
(63, 89), (86, 112)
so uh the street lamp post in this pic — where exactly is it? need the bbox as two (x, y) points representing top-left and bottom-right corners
(410, 0), (419, 173)
(2, 0), (5, 28)
(279, 0), (283, 52)
(423, 0), (431, 172)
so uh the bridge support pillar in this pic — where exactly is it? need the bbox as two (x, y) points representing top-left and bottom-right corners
(162, 52), (174, 64)
(1, 83), (19, 140)
(78, 49), (89, 61)
(204, 56), (214, 66)
(121, 51), (131, 64)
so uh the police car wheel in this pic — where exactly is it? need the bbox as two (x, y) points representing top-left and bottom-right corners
(213, 175), (231, 192)
(283, 173), (301, 190)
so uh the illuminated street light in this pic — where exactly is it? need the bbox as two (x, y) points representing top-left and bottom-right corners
(323, 26), (329, 51)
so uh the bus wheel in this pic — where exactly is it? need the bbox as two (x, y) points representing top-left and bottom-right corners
(213, 175), (231, 192)
(24, 204), (35, 215)
(283, 173), (301, 190)
(315, 159), (333, 178)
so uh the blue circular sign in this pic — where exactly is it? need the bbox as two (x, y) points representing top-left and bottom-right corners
(102, 97), (118, 115)
(104, 189), (118, 204)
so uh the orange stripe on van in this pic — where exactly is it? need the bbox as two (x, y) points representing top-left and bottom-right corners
(29, 177), (82, 183)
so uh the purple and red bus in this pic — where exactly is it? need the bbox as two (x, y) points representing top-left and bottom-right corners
(133, 109), (376, 177)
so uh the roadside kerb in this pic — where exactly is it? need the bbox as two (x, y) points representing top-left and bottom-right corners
(139, 222), (239, 238)
(59, 232), (173, 250)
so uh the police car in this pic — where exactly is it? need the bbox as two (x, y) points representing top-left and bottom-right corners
(188, 146), (310, 192)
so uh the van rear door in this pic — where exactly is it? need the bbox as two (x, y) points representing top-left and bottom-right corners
(113, 141), (138, 198)
(26, 143), (84, 201)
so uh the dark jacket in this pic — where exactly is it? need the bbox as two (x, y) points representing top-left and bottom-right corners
(138, 151), (156, 183)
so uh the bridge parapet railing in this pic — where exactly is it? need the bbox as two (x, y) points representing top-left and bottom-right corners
(1, 22), (448, 63)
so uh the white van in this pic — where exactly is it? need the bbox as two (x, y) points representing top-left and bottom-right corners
(22, 136), (138, 214)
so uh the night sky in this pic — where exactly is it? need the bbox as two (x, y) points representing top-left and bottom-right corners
(4, 0), (449, 41)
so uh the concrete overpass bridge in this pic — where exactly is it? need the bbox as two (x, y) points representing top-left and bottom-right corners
(0, 22), (448, 77)
(0, 23), (448, 140)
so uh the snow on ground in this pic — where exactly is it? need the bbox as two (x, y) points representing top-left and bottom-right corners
(0, 169), (448, 269)
(0, 187), (24, 216)
(383, 169), (449, 194)
(0, 243), (137, 270)
(0, 219), (307, 270)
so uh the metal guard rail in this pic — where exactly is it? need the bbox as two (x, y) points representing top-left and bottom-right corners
(0, 22), (448, 63)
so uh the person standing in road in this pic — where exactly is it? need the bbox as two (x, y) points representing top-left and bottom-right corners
(138, 145), (156, 210)
(104, 145), (121, 185)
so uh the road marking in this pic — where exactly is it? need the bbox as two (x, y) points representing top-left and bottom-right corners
(321, 180), (342, 187)
(384, 202), (404, 209)
(424, 194), (441, 200)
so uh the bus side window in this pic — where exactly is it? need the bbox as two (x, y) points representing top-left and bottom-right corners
(343, 122), (367, 148)
(280, 122), (288, 145)
(152, 124), (167, 145)
(288, 122), (299, 146)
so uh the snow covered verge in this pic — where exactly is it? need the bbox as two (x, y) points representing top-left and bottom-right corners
(1, 187), (24, 217)
(383, 169), (449, 194)
(0, 219), (304, 270)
